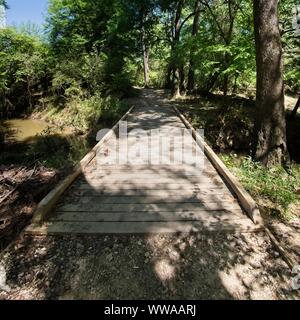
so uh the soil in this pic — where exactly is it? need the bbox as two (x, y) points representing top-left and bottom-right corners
(267, 218), (300, 264)
(0, 231), (299, 300)
(0, 165), (58, 251)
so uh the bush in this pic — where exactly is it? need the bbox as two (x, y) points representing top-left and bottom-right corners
(0, 28), (52, 116)
(38, 93), (129, 132)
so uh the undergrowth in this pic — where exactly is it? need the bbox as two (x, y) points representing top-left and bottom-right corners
(221, 153), (300, 220)
(37, 94), (129, 132)
(1, 94), (130, 170)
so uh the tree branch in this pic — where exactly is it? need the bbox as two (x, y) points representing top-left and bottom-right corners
(199, 0), (227, 43)
(177, 9), (205, 36)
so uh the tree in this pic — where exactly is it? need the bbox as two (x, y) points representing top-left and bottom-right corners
(0, 0), (8, 8)
(170, 0), (185, 98)
(0, 28), (51, 115)
(187, 0), (201, 93)
(127, 0), (159, 88)
(291, 97), (300, 119)
(47, 0), (136, 95)
(252, 0), (289, 166)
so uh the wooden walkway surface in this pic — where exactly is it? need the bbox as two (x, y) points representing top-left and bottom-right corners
(27, 90), (261, 234)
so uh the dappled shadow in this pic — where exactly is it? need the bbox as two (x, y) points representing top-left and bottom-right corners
(0, 129), (89, 169)
(176, 92), (300, 164)
(174, 94), (255, 153)
(0, 89), (297, 300)
(0, 128), (91, 253)
(1, 228), (295, 299)
(0, 163), (58, 253)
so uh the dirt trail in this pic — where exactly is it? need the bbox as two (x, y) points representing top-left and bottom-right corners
(0, 232), (298, 300)
(0, 90), (299, 300)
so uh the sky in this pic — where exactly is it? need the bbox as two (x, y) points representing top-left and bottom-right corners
(6, 0), (49, 27)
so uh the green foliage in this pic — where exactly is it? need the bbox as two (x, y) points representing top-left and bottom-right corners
(51, 51), (105, 98)
(280, 0), (300, 93)
(0, 28), (52, 115)
(47, 0), (135, 95)
(221, 154), (300, 218)
(28, 130), (90, 169)
(0, 0), (8, 8)
(39, 94), (129, 132)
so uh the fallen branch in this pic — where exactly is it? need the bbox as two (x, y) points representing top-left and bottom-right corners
(265, 227), (295, 269)
(0, 166), (25, 184)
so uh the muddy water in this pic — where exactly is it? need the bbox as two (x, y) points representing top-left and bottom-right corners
(0, 119), (71, 143)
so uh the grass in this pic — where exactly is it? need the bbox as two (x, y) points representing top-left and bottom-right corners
(35, 94), (130, 133)
(178, 94), (300, 221)
(220, 153), (300, 220)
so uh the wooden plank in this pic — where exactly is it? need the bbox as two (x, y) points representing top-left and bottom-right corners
(26, 220), (263, 235)
(84, 164), (216, 172)
(173, 106), (262, 225)
(30, 105), (135, 225)
(50, 209), (245, 222)
(77, 183), (230, 192)
(83, 170), (218, 178)
(57, 202), (242, 213)
(84, 168), (219, 177)
(80, 182), (225, 190)
(62, 194), (236, 204)
(84, 177), (224, 185)
(70, 188), (233, 197)
(84, 172), (223, 183)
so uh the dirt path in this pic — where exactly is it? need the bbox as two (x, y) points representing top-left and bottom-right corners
(0, 232), (298, 300)
(0, 90), (299, 300)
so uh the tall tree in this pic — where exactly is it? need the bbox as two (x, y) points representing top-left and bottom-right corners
(141, 14), (150, 87)
(137, 0), (158, 88)
(171, 0), (185, 98)
(187, 0), (201, 93)
(252, 0), (289, 166)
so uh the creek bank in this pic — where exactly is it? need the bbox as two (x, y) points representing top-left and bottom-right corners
(0, 164), (59, 251)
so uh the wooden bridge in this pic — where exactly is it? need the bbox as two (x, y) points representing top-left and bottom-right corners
(26, 90), (262, 235)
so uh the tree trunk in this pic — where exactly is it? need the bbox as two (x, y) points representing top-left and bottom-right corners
(165, 63), (173, 89)
(187, 0), (201, 93)
(222, 50), (231, 96)
(291, 96), (300, 119)
(252, 0), (289, 167)
(172, 68), (181, 98)
(203, 71), (220, 94)
(171, 0), (184, 98)
(232, 74), (238, 94)
(142, 26), (150, 88)
(223, 74), (229, 96)
(179, 65), (186, 94)
(141, 10), (150, 88)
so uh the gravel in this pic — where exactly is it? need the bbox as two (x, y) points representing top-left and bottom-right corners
(0, 230), (299, 300)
